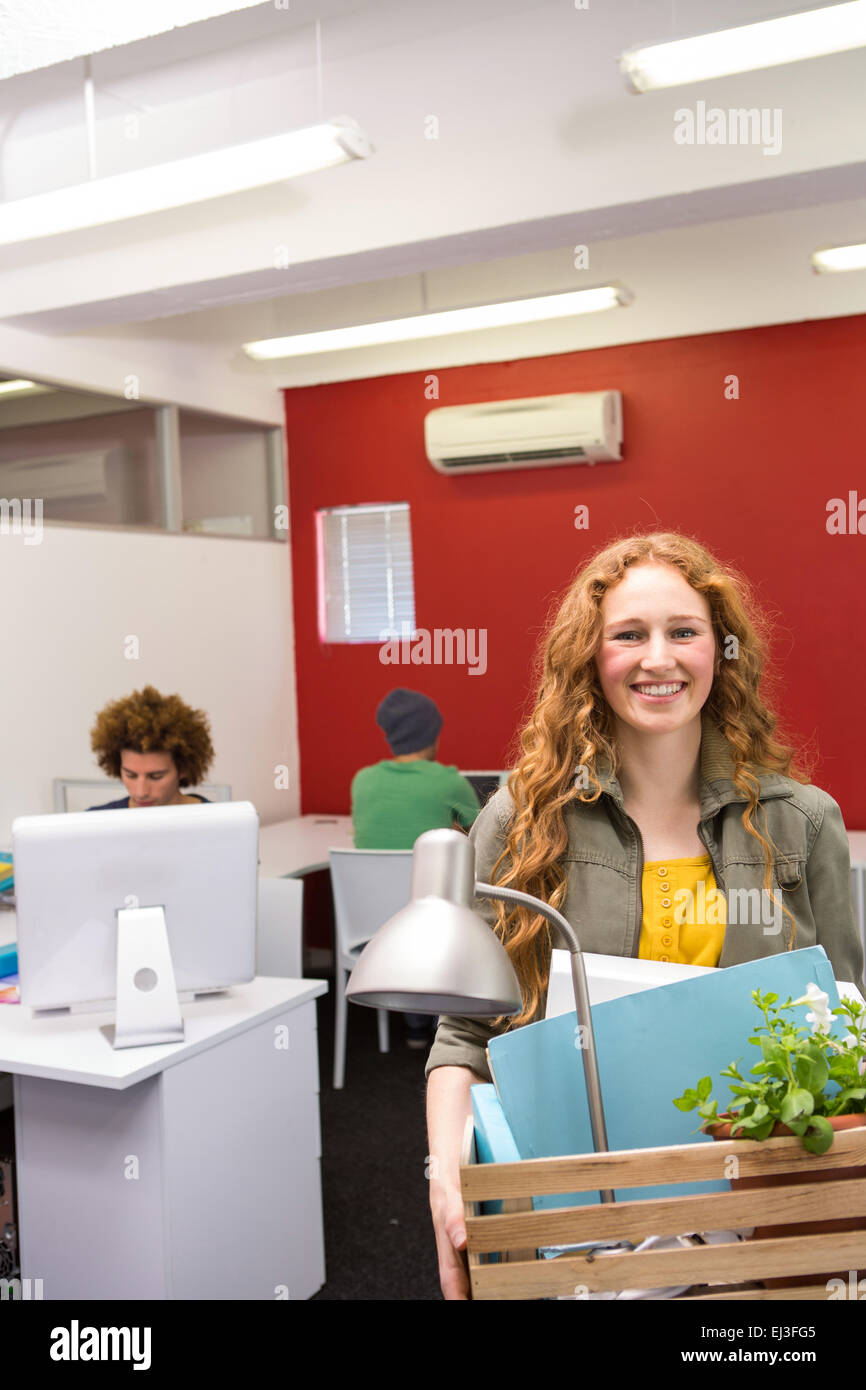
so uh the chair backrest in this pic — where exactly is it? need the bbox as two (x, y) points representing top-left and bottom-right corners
(53, 778), (232, 813)
(328, 849), (414, 955)
(256, 877), (303, 979)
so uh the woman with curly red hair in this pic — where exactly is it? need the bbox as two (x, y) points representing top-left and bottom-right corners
(425, 531), (863, 1299)
(88, 685), (215, 809)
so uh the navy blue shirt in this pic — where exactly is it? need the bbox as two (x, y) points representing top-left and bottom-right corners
(87, 794), (210, 810)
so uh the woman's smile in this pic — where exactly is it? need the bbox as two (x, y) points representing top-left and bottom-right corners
(630, 680), (688, 702)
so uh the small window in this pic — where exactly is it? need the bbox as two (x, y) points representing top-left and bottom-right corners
(317, 502), (415, 643)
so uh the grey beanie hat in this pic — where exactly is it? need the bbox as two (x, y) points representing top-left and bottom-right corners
(376, 688), (443, 755)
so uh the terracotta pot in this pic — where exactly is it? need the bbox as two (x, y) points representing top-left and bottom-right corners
(709, 1112), (866, 1289)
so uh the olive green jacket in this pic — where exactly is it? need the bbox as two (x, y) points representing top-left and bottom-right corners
(425, 717), (863, 1083)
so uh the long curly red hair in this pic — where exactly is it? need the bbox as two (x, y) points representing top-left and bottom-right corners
(492, 532), (808, 1028)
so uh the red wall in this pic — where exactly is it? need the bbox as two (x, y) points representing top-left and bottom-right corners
(285, 315), (866, 825)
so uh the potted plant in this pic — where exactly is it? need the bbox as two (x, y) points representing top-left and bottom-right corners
(673, 984), (866, 1150)
(673, 984), (866, 1287)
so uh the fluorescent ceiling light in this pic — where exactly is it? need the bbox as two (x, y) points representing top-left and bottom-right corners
(0, 380), (53, 398)
(1, 0), (266, 80)
(243, 285), (633, 360)
(621, 1), (866, 91)
(811, 242), (866, 272)
(0, 120), (371, 247)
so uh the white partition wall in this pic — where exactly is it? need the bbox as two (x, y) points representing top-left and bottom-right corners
(0, 525), (299, 841)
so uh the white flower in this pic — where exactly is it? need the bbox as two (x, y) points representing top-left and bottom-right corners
(806, 1010), (833, 1036)
(792, 983), (834, 1036)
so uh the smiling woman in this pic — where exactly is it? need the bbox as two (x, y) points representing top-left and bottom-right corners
(88, 684), (215, 810)
(424, 529), (864, 1300)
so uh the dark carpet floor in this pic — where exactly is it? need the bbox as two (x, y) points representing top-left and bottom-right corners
(310, 978), (443, 1300)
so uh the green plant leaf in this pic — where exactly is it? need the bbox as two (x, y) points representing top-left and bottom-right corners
(696, 1076), (713, 1102)
(780, 1088), (815, 1123)
(749, 1117), (776, 1141)
(783, 1117), (809, 1136)
(830, 1087), (866, 1108)
(802, 1116), (834, 1155)
(795, 1051), (830, 1094)
(760, 1037), (787, 1067)
(673, 1095), (697, 1112)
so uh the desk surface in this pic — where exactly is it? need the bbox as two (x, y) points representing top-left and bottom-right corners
(258, 814), (354, 877)
(0, 975), (327, 1089)
(257, 819), (866, 873)
(848, 831), (866, 863)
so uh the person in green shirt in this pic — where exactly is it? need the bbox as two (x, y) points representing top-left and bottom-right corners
(351, 688), (481, 1046)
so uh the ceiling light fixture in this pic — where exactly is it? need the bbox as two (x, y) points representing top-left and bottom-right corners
(0, 119), (372, 247)
(0, 380), (53, 397)
(811, 241), (866, 273)
(621, 0), (866, 91)
(243, 285), (633, 361)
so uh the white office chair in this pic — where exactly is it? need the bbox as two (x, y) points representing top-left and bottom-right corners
(256, 877), (303, 979)
(328, 849), (414, 1089)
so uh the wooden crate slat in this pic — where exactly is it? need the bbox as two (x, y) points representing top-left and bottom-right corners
(461, 1116), (484, 1272)
(465, 1176), (866, 1253)
(680, 1284), (834, 1301)
(461, 1128), (866, 1201)
(499, 1196), (535, 1263)
(467, 1230), (866, 1300)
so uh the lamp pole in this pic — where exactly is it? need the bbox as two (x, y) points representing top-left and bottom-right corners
(344, 828), (616, 1205)
(476, 881), (615, 1205)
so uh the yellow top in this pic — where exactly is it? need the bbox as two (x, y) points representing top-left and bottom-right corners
(638, 856), (726, 968)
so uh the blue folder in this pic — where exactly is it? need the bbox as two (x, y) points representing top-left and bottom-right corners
(487, 946), (842, 1208)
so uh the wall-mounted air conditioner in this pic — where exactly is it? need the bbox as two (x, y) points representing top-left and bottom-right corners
(424, 390), (622, 475)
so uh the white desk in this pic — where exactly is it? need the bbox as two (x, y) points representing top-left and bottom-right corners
(848, 834), (866, 970)
(1, 977), (328, 1299)
(258, 814), (354, 877)
(848, 832), (866, 868)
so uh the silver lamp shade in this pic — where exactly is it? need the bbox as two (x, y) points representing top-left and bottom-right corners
(345, 828), (521, 1016)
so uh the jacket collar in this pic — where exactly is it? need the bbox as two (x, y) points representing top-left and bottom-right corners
(595, 711), (794, 815)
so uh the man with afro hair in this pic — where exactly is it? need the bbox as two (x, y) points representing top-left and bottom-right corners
(88, 685), (215, 810)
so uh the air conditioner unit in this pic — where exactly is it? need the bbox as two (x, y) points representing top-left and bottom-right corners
(425, 390), (622, 475)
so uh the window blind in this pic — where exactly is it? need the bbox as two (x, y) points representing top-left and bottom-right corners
(317, 502), (416, 643)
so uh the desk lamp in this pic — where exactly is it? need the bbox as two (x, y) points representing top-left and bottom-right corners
(346, 828), (614, 1203)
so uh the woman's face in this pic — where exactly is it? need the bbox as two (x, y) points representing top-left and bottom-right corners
(120, 749), (183, 807)
(595, 562), (716, 737)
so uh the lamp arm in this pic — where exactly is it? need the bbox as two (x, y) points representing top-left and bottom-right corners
(475, 881), (580, 954)
(475, 881), (614, 1202)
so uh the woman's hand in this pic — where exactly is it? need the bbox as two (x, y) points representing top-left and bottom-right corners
(430, 1180), (470, 1300)
(426, 1064), (482, 1300)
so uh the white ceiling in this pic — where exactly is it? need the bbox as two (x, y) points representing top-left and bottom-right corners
(0, 0), (267, 79)
(0, 0), (864, 400)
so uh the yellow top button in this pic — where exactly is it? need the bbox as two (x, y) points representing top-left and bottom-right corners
(657, 867), (668, 876)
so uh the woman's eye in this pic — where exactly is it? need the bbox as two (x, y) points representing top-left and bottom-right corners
(672, 628), (697, 638)
(614, 631), (642, 641)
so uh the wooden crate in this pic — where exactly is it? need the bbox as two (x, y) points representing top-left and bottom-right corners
(460, 1120), (866, 1300)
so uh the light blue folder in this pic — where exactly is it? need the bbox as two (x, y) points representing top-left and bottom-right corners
(487, 946), (841, 1208)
